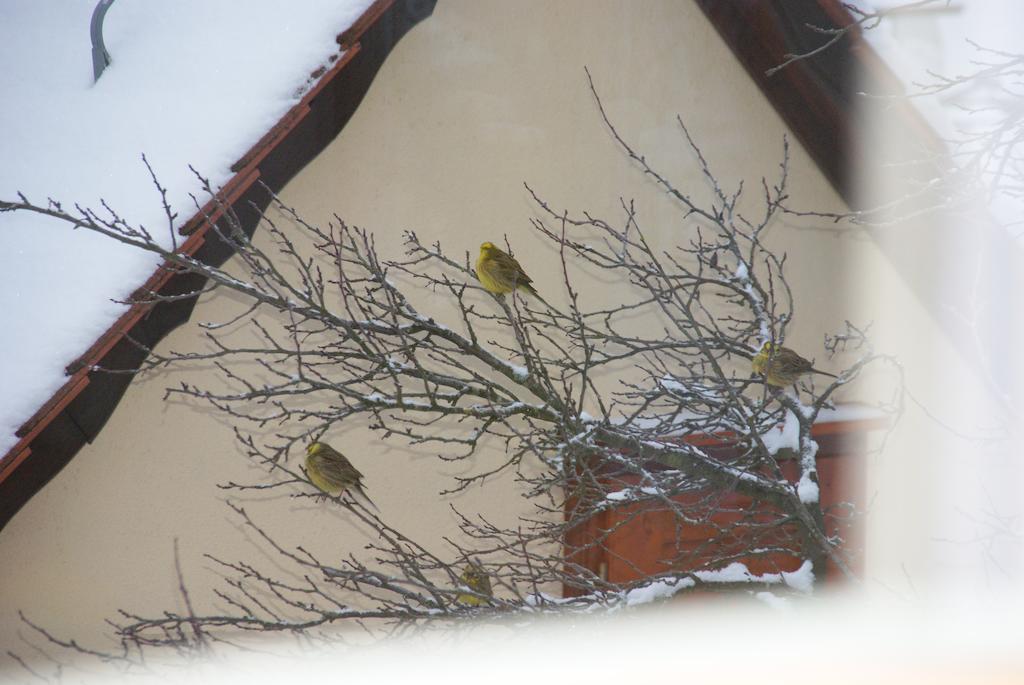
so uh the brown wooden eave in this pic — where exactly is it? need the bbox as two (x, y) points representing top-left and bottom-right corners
(694, 0), (943, 207)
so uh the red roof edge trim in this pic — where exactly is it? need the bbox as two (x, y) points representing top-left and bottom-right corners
(10, 169), (265, 443)
(225, 43), (362, 180)
(337, 0), (395, 50)
(12, 374), (91, 444)
(56, 163), (260, 382)
(0, 446), (31, 484)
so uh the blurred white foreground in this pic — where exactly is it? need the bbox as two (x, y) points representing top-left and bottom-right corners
(51, 592), (1021, 684)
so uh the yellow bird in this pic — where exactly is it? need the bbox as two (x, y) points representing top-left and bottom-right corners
(751, 342), (838, 387)
(456, 560), (493, 606)
(305, 441), (378, 510)
(475, 241), (545, 302)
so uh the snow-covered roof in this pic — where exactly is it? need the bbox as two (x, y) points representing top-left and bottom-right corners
(0, 1), (380, 457)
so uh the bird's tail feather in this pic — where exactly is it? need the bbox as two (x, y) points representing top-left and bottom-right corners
(520, 284), (550, 307)
(352, 483), (380, 512)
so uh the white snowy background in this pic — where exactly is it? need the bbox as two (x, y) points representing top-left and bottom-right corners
(0, 0), (374, 456)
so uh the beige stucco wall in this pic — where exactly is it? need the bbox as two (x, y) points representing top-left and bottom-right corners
(0, 0), (873, 670)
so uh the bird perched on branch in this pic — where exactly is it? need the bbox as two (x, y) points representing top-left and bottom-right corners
(752, 342), (837, 387)
(305, 441), (378, 510)
(475, 241), (546, 303)
(456, 560), (493, 606)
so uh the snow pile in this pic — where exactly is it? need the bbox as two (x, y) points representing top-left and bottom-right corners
(754, 591), (790, 610)
(623, 577), (696, 606)
(694, 559), (814, 592)
(797, 471), (821, 504)
(0, 0), (374, 456)
(759, 408), (800, 455)
(797, 430), (821, 504)
(659, 374), (721, 403)
(659, 375), (687, 393)
(620, 559), (815, 607)
(778, 560), (815, 593)
(605, 485), (662, 502)
(758, 409), (823, 503)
